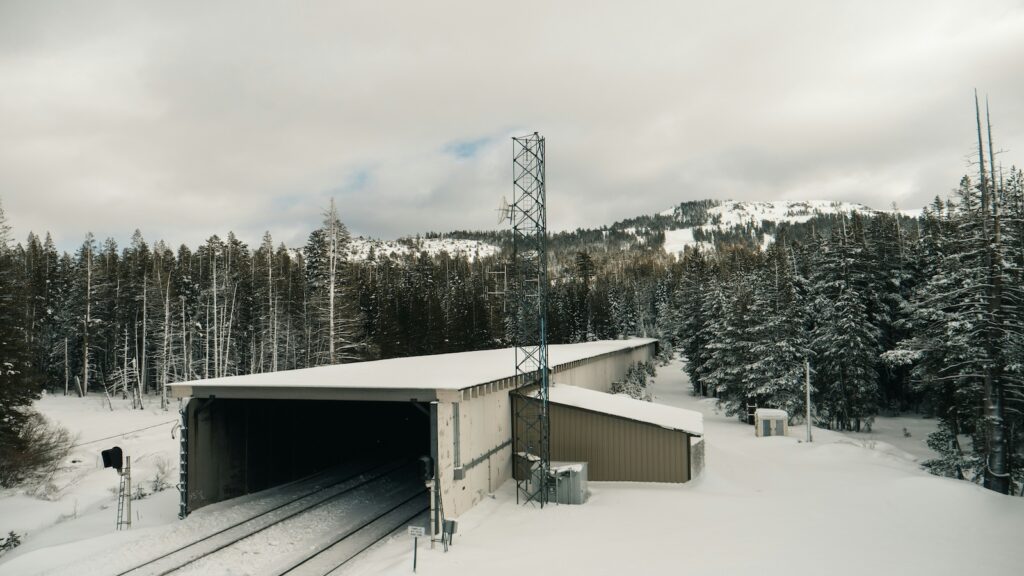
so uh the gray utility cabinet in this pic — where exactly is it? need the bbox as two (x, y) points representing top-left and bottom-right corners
(549, 461), (588, 505)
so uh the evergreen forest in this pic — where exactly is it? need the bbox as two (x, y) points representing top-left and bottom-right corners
(2, 166), (1022, 495)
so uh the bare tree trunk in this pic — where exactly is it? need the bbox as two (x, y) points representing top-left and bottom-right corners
(64, 337), (69, 396)
(978, 94), (1009, 493)
(181, 295), (188, 380)
(203, 300), (210, 379)
(269, 247), (277, 372)
(212, 249), (219, 378)
(131, 358), (144, 410)
(328, 202), (337, 365)
(222, 284), (237, 377)
(161, 275), (171, 409)
(141, 273), (147, 395)
(82, 244), (91, 396)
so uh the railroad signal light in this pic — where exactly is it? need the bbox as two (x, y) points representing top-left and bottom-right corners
(101, 446), (123, 473)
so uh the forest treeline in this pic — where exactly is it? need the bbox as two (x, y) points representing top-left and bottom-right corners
(0, 199), (672, 428)
(676, 164), (1024, 494)
(2, 168), (1023, 494)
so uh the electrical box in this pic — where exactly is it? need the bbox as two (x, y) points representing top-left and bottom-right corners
(754, 409), (788, 437)
(549, 461), (588, 505)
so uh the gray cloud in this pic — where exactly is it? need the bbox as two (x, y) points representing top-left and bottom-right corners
(1, 0), (1022, 251)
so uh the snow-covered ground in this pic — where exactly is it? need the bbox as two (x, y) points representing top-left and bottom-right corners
(344, 359), (1024, 576)
(0, 394), (181, 574)
(663, 228), (715, 254)
(3, 362), (1022, 575)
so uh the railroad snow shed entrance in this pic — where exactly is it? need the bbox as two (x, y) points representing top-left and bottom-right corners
(170, 338), (657, 518)
(512, 383), (703, 483)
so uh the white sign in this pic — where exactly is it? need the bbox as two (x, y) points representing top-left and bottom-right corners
(407, 525), (426, 538)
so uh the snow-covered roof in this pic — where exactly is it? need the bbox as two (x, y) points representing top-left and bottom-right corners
(755, 408), (788, 419)
(546, 383), (703, 436)
(170, 339), (657, 399)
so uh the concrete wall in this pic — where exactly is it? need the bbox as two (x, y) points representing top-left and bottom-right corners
(550, 342), (655, 391)
(435, 380), (517, 519)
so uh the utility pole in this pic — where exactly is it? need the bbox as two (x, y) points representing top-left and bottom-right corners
(805, 359), (813, 443)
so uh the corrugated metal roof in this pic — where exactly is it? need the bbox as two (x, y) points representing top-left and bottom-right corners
(169, 338), (656, 398)
(546, 383), (703, 436)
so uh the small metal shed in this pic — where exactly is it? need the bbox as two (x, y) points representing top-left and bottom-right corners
(512, 384), (704, 483)
(754, 408), (788, 437)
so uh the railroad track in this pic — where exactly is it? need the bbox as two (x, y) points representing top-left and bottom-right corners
(271, 489), (428, 576)
(113, 459), (420, 576)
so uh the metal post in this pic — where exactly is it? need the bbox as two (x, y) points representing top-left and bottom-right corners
(805, 360), (813, 443)
(178, 401), (189, 519)
(428, 480), (435, 550)
(429, 401), (438, 548)
(125, 456), (132, 528)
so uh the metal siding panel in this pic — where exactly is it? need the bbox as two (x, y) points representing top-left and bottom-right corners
(684, 434), (691, 481)
(547, 402), (690, 483)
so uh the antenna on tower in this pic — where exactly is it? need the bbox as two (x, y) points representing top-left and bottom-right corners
(496, 196), (512, 225)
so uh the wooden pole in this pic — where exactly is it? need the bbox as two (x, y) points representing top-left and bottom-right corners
(805, 359), (813, 443)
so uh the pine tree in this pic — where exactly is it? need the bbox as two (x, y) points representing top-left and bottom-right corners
(0, 199), (43, 485)
(745, 238), (809, 416)
(809, 222), (880, 430)
(304, 200), (367, 365)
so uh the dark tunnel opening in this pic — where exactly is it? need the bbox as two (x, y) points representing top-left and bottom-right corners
(185, 398), (431, 511)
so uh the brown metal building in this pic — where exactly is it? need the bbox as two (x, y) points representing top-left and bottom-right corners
(512, 383), (703, 483)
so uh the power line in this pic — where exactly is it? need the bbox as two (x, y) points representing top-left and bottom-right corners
(71, 419), (178, 448)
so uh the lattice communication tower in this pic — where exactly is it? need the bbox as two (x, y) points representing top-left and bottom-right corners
(508, 133), (550, 506)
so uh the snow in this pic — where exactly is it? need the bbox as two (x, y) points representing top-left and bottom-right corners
(342, 358), (1024, 576)
(700, 200), (881, 228)
(663, 228), (715, 254)
(545, 383), (702, 436)
(172, 338), (658, 394)
(4, 358), (1023, 576)
(661, 200), (914, 254)
(0, 394), (181, 574)
(347, 237), (497, 261)
(754, 408), (788, 419)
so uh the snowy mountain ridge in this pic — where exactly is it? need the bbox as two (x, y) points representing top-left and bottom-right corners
(660, 199), (920, 255)
(345, 199), (924, 260)
(660, 199), (893, 226)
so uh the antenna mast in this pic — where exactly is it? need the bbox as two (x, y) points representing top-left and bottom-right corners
(509, 133), (550, 506)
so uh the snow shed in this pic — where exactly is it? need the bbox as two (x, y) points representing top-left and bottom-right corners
(169, 338), (657, 518)
(754, 408), (788, 437)
(512, 383), (703, 483)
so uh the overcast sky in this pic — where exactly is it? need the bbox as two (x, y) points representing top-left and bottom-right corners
(2, 1), (1023, 252)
